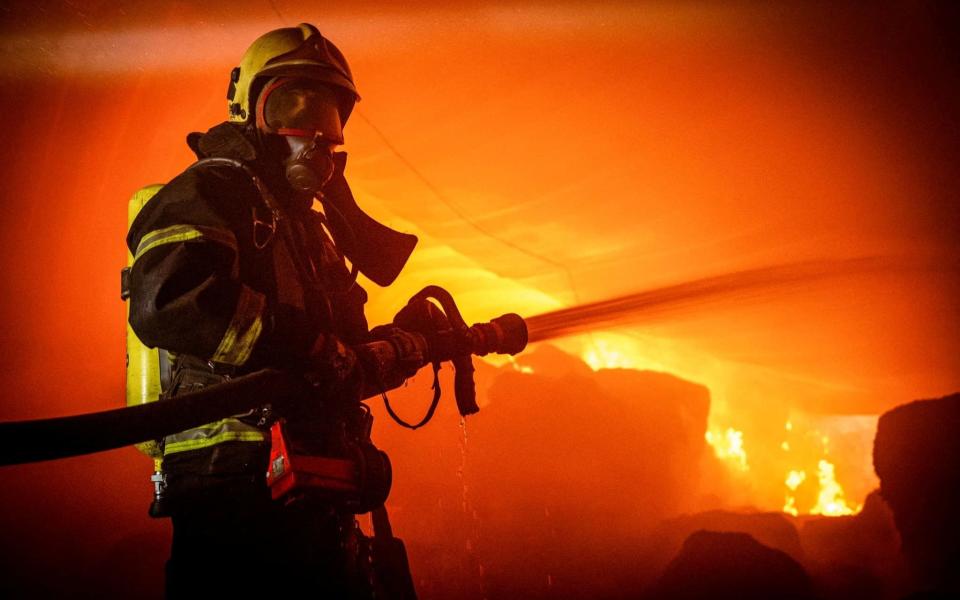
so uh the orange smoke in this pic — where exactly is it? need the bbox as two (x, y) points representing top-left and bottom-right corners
(1, 1), (958, 597)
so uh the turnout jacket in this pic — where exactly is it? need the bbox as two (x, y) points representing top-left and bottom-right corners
(127, 123), (369, 484)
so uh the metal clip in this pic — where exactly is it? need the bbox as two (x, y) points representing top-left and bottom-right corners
(252, 205), (277, 250)
(150, 470), (167, 501)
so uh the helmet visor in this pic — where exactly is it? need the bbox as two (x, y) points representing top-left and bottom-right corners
(262, 79), (344, 143)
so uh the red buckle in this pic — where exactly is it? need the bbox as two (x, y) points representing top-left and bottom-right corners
(266, 421), (358, 502)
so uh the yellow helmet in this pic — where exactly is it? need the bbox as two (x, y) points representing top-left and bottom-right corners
(227, 23), (359, 125)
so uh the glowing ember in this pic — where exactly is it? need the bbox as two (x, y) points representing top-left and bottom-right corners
(705, 427), (749, 471)
(810, 459), (861, 516)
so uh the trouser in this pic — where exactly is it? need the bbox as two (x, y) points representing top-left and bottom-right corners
(165, 490), (365, 599)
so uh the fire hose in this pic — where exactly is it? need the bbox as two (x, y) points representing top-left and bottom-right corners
(0, 291), (527, 467)
(4, 258), (877, 467)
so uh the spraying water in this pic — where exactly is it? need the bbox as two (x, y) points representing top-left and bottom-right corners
(524, 255), (930, 343)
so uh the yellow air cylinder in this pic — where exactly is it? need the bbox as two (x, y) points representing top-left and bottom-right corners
(124, 184), (164, 459)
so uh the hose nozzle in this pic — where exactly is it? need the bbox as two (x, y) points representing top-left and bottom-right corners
(469, 313), (528, 356)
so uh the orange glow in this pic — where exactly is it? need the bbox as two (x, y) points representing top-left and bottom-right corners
(0, 3), (957, 596)
(583, 338), (636, 371)
(505, 355), (534, 374)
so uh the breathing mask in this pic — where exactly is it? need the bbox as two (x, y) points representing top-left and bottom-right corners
(256, 77), (344, 193)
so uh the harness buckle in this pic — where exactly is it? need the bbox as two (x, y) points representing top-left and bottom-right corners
(252, 205), (277, 250)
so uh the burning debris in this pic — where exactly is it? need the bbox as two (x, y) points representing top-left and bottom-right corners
(703, 418), (869, 518)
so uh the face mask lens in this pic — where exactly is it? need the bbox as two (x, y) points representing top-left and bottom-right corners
(264, 80), (344, 143)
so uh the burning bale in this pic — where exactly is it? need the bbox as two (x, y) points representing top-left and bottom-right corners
(873, 392), (960, 595)
(646, 530), (814, 600)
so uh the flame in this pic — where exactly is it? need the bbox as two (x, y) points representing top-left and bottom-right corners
(779, 426), (863, 517)
(783, 469), (806, 516)
(583, 339), (636, 371)
(810, 459), (861, 516)
(578, 334), (674, 373)
(705, 427), (749, 471)
(783, 497), (800, 517)
(785, 469), (806, 489)
(572, 342), (871, 516)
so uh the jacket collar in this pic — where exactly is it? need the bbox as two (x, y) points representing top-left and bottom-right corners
(188, 122), (313, 212)
(188, 121), (258, 163)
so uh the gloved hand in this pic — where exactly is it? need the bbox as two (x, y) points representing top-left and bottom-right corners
(303, 333), (363, 403)
(367, 325), (428, 380)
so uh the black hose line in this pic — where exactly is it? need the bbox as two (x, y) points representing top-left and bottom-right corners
(0, 369), (303, 466)
(0, 305), (527, 467)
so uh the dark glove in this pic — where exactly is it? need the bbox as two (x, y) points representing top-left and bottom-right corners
(367, 325), (428, 379)
(303, 333), (363, 404)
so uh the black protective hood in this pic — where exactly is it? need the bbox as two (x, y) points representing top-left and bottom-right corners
(320, 152), (418, 287)
(188, 122), (417, 287)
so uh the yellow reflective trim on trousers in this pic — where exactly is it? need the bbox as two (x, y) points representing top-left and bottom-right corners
(163, 430), (266, 455)
(134, 224), (237, 263)
(212, 285), (266, 366)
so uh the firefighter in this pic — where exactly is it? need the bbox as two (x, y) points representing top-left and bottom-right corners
(126, 24), (417, 598)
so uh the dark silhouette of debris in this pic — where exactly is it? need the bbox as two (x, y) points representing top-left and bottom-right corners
(646, 530), (814, 600)
(874, 392), (960, 596)
(375, 344), (711, 598)
(653, 509), (805, 563)
(800, 490), (906, 599)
